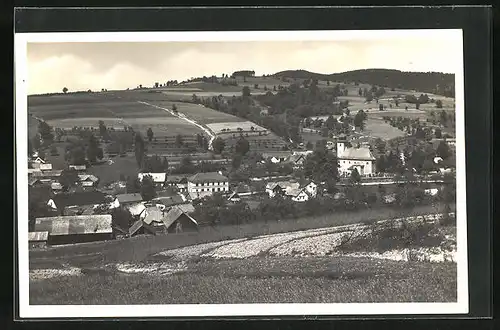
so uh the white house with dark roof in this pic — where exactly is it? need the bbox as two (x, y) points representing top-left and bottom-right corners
(336, 141), (376, 176)
(187, 172), (229, 199)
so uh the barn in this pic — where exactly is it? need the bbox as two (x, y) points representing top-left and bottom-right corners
(34, 215), (113, 245)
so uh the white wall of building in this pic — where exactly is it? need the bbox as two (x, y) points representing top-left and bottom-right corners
(187, 180), (229, 195)
(338, 159), (374, 176)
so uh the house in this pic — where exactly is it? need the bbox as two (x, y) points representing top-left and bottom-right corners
(336, 141), (376, 176)
(265, 180), (317, 202)
(101, 181), (127, 195)
(78, 174), (99, 187)
(425, 188), (439, 196)
(30, 157), (47, 169)
(227, 191), (241, 202)
(152, 194), (185, 208)
(288, 154), (306, 168)
(29, 170), (63, 179)
(445, 138), (456, 148)
(52, 190), (108, 213)
(165, 174), (190, 192)
(34, 215), (113, 245)
(50, 182), (63, 192)
(287, 188), (310, 202)
(162, 206), (198, 233)
(28, 231), (49, 249)
(187, 172), (229, 200)
(116, 193), (144, 206)
(262, 151), (292, 164)
(39, 163), (53, 171)
(138, 172), (167, 187)
(127, 202), (147, 218)
(176, 203), (195, 214)
(128, 205), (198, 237)
(142, 206), (167, 230)
(69, 165), (87, 171)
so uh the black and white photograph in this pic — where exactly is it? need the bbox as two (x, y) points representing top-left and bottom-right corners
(16, 28), (468, 317)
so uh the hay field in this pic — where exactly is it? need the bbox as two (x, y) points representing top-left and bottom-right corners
(150, 101), (247, 124)
(363, 118), (407, 140)
(28, 94), (205, 136)
(206, 121), (267, 134)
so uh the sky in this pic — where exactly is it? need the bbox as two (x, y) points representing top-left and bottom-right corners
(26, 37), (462, 95)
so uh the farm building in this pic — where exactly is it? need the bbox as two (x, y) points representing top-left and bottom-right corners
(51, 190), (108, 214)
(187, 172), (229, 200)
(28, 231), (49, 249)
(34, 215), (113, 245)
(336, 141), (376, 176)
(138, 172), (167, 186)
(116, 193), (144, 206)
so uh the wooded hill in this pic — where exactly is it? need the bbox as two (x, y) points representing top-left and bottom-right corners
(272, 69), (455, 97)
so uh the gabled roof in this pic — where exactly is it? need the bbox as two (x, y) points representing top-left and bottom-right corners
(78, 174), (99, 182)
(228, 191), (240, 200)
(162, 207), (198, 229)
(39, 163), (53, 170)
(176, 203), (195, 214)
(188, 172), (228, 183)
(34, 215), (112, 236)
(51, 182), (63, 190)
(52, 191), (107, 208)
(152, 195), (184, 207)
(30, 170), (63, 177)
(138, 172), (167, 183)
(165, 174), (190, 183)
(339, 147), (376, 161)
(129, 219), (144, 236)
(116, 193), (143, 204)
(143, 206), (165, 225)
(69, 165), (87, 170)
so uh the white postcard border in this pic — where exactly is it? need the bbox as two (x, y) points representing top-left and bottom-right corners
(15, 29), (468, 318)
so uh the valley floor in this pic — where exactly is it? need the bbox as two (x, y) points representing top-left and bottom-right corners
(29, 256), (456, 304)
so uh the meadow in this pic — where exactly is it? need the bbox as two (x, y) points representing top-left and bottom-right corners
(149, 101), (246, 125)
(28, 93), (205, 136)
(29, 255), (456, 304)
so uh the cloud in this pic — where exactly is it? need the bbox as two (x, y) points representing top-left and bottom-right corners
(27, 38), (461, 94)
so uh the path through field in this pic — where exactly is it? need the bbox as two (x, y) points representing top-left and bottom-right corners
(137, 101), (217, 150)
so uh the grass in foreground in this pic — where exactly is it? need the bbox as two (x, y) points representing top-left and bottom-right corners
(29, 256), (456, 304)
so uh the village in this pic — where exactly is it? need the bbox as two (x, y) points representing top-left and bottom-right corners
(27, 72), (457, 248)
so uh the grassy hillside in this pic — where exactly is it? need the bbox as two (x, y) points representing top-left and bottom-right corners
(272, 69), (455, 97)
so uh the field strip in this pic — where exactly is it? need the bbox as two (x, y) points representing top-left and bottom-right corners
(156, 212), (454, 261)
(137, 101), (216, 150)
